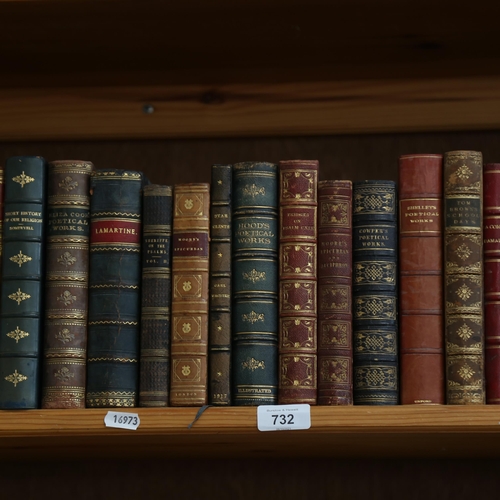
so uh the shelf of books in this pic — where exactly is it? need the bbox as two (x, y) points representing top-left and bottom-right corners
(1, 406), (500, 460)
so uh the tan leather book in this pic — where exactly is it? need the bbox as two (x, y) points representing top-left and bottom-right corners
(399, 154), (444, 405)
(444, 150), (485, 404)
(170, 184), (210, 406)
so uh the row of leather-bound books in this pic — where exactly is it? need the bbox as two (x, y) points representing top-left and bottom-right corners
(0, 152), (496, 409)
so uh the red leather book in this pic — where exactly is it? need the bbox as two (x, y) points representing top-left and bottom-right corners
(484, 163), (500, 403)
(317, 180), (353, 405)
(170, 184), (210, 406)
(399, 154), (444, 404)
(278, 160), (318, 404)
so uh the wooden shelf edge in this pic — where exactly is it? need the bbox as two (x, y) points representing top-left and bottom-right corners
(0, 406), (499, 459)
(0, 405), (499, 436)
(2, 76), (500, 141)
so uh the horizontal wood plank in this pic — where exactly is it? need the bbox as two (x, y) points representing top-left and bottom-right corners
(1, 406), (500, 460)
(0, 1), (499, 88)
(2, 77), (500, 140)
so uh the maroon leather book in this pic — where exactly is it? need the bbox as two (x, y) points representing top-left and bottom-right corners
(278, 160), (318, 404)
(399, 154), (444, 405)
(317, 180), (353, 405)
(484, 163), (500, 403)
(42, 160), (93, 409)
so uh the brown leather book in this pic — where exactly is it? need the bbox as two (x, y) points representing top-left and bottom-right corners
(42, 160), (93, 408)
(444, 150), (485, 404)
(170, 184), (210, 406)
(483, 163), (500, 403)
(399, 154), (444, 404)
(139, 184), (173, 407)
(317, 180), (353, 405)
(278, 160), (318, 404)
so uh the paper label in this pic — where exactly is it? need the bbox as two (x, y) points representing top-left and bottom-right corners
(104, 411), (140, 431)
(257, 404), (311, 431)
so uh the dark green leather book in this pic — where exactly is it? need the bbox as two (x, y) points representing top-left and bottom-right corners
(139, 184), (173, 407)
(0, 156), (47, 409)
(352, 180), (398, 405)
(0, 164), (4, 280)
(86, 169), (146, 408)
(232, 161), (278, 405)
(209, 164), (232, 405)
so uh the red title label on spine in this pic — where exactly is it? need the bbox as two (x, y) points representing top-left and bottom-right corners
(91, 220), (141, 244)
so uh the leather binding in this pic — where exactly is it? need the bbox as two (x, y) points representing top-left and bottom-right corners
(209, 165), (232, 405)
(485, 163), (500, 403)
(0, 156), (47, 408)
(399, 154), (445, 405)
(278, 160), (318, 404)
(0, 164), (3, 279)
(42, 160), (93, 409)
(352, 180), (398, 405)
(444, 151), (485, 404)
(170, 183), (210, 406)
(139, 184), (173, 407)
(232, 161), (278, 406)
(86, 169), (146, 408)
(317, 180), (353, 405)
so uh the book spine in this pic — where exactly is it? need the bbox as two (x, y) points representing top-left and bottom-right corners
(317, 180), (353, 405)
(86, 169), (145, 408)
(42, 160), (93, 409)
(209, 165), (232, 406)
(139, 184), (173, 407)
(278, 160), (318, 404)
(0, 156), (47, 408)
(232, 161), (278, 406)
(485, 163), (500, 404)
(399, 154), (445, 405)
(0, 164), (3, 279)
(352, 180), (398, 405)
(170, 183), (210, 406)
(444, 150), (485, 404)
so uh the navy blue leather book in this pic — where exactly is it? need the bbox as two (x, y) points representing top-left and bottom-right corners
(0, 156), (47, 409)
(232, 161), (279, 405)
(209, 164), (232, 405)
(86, 169), (146, 408)
(352, 180), (398, 405)
(139, 184), (173, 407)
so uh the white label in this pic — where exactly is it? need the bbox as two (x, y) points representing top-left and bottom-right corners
(257, 404), (311, 431)
(104, 411), (140, 431)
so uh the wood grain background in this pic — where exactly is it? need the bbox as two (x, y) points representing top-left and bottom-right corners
(2, 129), (500, 185)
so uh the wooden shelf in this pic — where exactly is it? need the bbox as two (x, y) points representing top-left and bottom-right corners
(1, 0), (500, 140)
(1, 406), (500, 460)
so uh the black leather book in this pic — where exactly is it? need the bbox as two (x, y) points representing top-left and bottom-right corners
(0, 156), (47, 409)
(209, 165), (232, 405)
(139, 184), (173, 407)
(352, 180), (398, 405)
(232, 161), (279, 406)
(86, 169), (146, 407)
